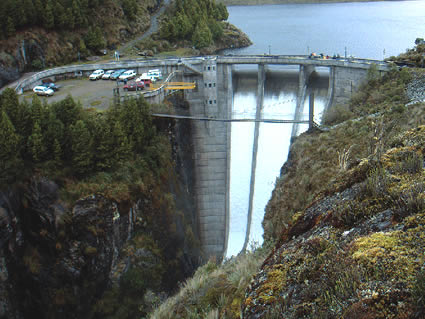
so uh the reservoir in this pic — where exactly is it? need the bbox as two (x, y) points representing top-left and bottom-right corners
(224, 0), (425, 257)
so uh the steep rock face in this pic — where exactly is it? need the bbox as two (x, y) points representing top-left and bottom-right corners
(242, 126), (425, 318)
(0, 177), (136, 318)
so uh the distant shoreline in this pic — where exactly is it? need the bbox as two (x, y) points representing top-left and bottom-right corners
(217, 0), (406, 5)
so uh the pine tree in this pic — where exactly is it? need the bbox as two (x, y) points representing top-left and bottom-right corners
(23, 0), (36, 26)
(27, 121), (45, 162)
(44, 109), (64, 160)
(0, 111), (22, 184)
(192, 20), (212, 49)
(34, 0), (44, 25)
(65, 7), (75, 29)
(70, 120), (93, 175)
(44, 0), (55, 29)
(52, 95), (81, 128)
(1, 88), (20, 127)
(54, 2), (66, 29)
(208, 19), (223, 41)
(30, 94), (44, 126)
(53, 138), (62, 165)
(72, 0), (83, 28)
(5, 17), (15, 38)
(94, 121), (115, 171)
(112, 120), (131, 163)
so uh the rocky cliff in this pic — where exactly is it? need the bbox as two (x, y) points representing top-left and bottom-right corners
(0, 115), (200, 319)
(243, 125), (425, 318)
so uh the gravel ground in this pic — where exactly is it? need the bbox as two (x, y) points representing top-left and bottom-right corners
(406, 71), (425, 105)
(20, 77), (145, 110)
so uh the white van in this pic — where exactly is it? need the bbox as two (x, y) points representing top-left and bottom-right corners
(147, 69), (162, 81)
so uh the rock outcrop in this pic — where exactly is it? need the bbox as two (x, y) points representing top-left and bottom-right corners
(242, 126), (425, 318)
(0, 177), (138, 318)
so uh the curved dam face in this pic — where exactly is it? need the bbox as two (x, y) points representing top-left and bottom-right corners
(183, 58), (382, 260)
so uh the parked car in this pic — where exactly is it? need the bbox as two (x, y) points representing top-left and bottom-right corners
(119, 70), (137, 81)
(123, 81), (145, 91)
(138, 72), (158, 83)
(102, 70), (114, 80)
(147, 69), (162, 81)
(33, 86), (54, 96)
(89, 69), (105, 80)
(135, 74), (152, 86)
(41, 82), (60, 91)
(110, 69), (127, 80)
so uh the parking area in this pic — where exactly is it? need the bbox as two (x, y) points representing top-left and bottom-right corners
(20, 77), (150, 110)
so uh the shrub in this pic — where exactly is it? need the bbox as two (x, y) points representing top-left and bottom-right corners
(412, 268), (425, 318)
(363, 165), (390, 198)
(322, 104), (354, 126)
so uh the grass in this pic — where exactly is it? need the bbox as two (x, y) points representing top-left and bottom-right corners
(149, 246), (269, 319)
(90, 100), (102, 106)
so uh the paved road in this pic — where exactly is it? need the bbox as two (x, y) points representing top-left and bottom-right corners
(119, 0), (171, 53)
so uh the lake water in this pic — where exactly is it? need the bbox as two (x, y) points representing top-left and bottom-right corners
(225, 0), (425, 257)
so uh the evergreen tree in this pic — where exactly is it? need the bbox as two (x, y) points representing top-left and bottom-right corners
(23, 0), (36, 26)
(216, 3), (229, 21)
(34, 0), (44, 25)
(70, 120), (93, 175)
(54, 2), (66, 29)
(30, 94), (45, 126)
(53, 138), (62, 164)
(192, 20), (212, 49)
(94, 120), (115, 171)
(112, 120), (131, 163)
(44, 0), (55, 29)
(6, 17), (15, 38)
(208, 19), (223, 41)
(65, 7), (75, 29)
(44, 109), (65, 161)
(52, 95), (81, 128)
(27, 121), (45, 162)
(0, 111), (22, 184)
(1, 88), (21, 127)
(85, 27), (106, 53)
(72, 0), (83, 28)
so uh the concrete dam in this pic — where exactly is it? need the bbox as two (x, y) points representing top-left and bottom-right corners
(13, 55), (389, 260)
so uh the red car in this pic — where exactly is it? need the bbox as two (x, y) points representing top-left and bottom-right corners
(123, 81), (145, 91)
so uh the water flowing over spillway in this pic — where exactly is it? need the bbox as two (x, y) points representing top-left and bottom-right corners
(226, 68), (328, 257)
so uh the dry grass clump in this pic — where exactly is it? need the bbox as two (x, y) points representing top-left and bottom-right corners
(149, 248), (268, 319)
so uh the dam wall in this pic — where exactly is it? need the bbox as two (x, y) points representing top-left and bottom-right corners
(183, 58), (232, 260)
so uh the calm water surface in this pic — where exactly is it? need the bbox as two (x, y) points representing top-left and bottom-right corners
(225, 1), (425, 257)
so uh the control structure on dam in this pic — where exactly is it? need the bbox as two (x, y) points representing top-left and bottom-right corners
(12, 55), (389, 260)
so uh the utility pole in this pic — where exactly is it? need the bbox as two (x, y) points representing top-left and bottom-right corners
(268, 45), (271, 55)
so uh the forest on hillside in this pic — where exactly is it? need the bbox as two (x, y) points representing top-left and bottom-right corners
(159, 0), (229, 48)
(0, 89), (162, 190)
(0, 0), (117, 37)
